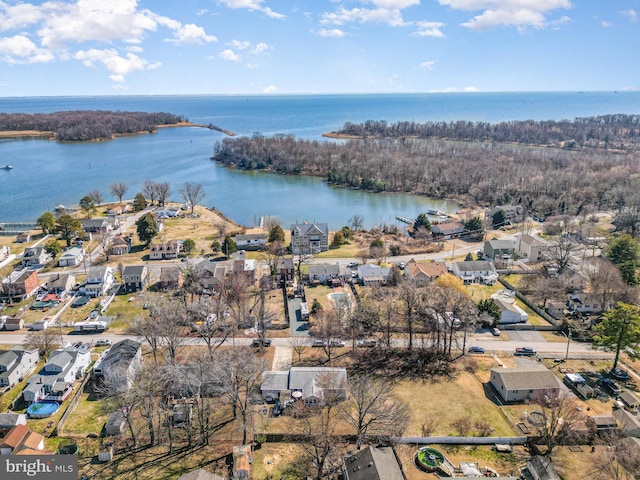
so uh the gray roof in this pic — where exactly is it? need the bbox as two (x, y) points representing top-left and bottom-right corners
(178, 468), (226, 480)
(291, 223), (328, 235)
(454, 260), (495, 272)
(261, 371), (290, 392)
(106, 411), (125, 429)
(102, 340), (141, 367)
(486, 239), (516, 249)
(519, 234), (546, 247)
(308, 263), (341, 277)
(358, 264), (392, 279)
(123, 265), (146, 276)
(46, 351), (72, 371)
(0, 413), (26, 429)
(491, 367), (562, 391)
(87, 266), (109, 279)
(289, 367), (347, 398)
(48, 273), (74, 290)
(234, 233), (266, 241)
(344, 446), (404, 480)
(620, 390), (640, 407)
(0, 350), (19, 369)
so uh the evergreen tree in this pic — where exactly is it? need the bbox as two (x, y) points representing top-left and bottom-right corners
(268, 224), (285, 243)
(492, 209), (506, 228)
(412, 213), (432, 234)
(136, 213), (158, 246)
(210, 240), (221, 253)
(183, 238), (196, 254)
(79, 195), (96, 218)
(133, 192), (147, 212)
(477, 298), (501, 324)
(593, 302), (640, 371)
(222, 235), (237, 257)
(463, 216), (485, 240)
(56, 215), (83, 247)
(331, 231), (344, 248)
(607, 235), (640, 285)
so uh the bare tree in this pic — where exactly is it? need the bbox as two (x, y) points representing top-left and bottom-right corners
(156, 182), (171, 207)
(400, 280), (420, 351)
(583, 257), (627, 313)
(349, 215), (364, 232)
(88, 189), (103, 206)
(95, 370), (139, 447)
(290, 336), (307, 364)
(420, 414), (440, 436)
(127, 314), (162, 366)
(214, 220), (228, 241)
(131, 364), (167, 446)
(546, 234), (580, 274)
(110, 182), (128, 203)
(347, 374), (410, 448)
(95, 233), (114, 262)
(261, 240), (285, 284)
(142, 181), (158, 205)
(179, 182), (205, 215)
(22, 329), (61, 357)
(312, 306), (345, 362)
(369, 244), (387, 265)
(590, 433), (640, 480)
(530, 391), (586, 456)
(151, 298), (189, 365)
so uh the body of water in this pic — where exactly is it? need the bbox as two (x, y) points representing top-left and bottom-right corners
(1, 92), (639, 228)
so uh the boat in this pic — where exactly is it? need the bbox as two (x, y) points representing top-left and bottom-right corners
(2, 165), (13, 170)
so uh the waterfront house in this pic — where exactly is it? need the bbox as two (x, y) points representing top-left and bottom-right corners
(21, 246), (50, 268)
(516, 234), (549, 262)
(82, 218), (113, 234)
(85, 266), (114, 297)
(488, 205), (523, 225)
(92, 340), (142, 392)
(290, 223), (329, 254)
(431, 221), (465, 239)
(0, 349), (40, 389)
(109, 235), (132, 256)
(122, 265), (148, 293)
(149, 240), (182, 260)
(343, 446), (404, 480)
(490, 366), (565, 403)
(357, 264), (393, 286)
(47, 273), (75, 296)
(16, 232), (33, 243)
(404, 258), (448, 282)
(233, 233), (267, 251)
(484, 239), (516, 261)
(452, 260), (498, 285)
(1, 270), (39, 301)
(0, 425), (45, 455)
(106, 204), (130, 216)
(58, 246), (85, 267)
(308, 263), (347, 286)
(159, 266), (184, 290)
(261, 367), (347, 406)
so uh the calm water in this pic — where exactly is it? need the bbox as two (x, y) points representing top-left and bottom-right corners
(2, 92), (640, 227)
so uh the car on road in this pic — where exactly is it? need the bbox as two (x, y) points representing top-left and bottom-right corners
(467, 346), (485, 354)
(252, 338), (272, 348)
(491, 327), (501, 336)
(329, 339), (346, 347)
(347, 261), (358, 268)
(357, 339), (377, 348)
(312, 339), (326, 348)
(514, 347), (537, 356)
(95, 339), (112, 347)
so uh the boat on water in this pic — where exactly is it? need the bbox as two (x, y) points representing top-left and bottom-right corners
(2, 165), (13, 170)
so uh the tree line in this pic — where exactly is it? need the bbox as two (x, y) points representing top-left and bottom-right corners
(0, 110), (187, 141)
(331, 114), (640, 151)
(212, 132), (640, 219)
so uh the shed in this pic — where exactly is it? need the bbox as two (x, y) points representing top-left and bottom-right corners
(614, 408), (640, 437)
(619, 390), (640, 411)
(104, 411), (126, 436)
(98, 446), (114, 462)
(4, 317), (24, 331)
(343, 445), (404, 480)
(0, 413), (27, 429)
(587, 415), (618, 433)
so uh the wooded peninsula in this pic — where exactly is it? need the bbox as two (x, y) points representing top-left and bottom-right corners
(211, 115), (640, 220)
(0, 110), (187, 141)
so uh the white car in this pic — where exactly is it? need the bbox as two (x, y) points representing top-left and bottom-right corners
(329, 339), (346, 347)
(347, 261), (358, 268)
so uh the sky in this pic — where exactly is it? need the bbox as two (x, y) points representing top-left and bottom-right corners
(0, 0), (638, 96)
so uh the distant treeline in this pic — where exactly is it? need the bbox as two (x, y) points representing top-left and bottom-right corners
(212, 132), (640, 218)
(0, 110), (187, 141)
(330, 114), (640, 151)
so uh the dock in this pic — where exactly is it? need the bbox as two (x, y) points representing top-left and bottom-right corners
(396, 214), (413, 224)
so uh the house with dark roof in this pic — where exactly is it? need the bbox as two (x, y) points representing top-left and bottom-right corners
(159, 266), (184, 290)
(82, 218), (113, 233)
(308, 263), (348, 286)
(490, 366), (566, 403)
(277, 258), (295, 287)
(614, 408), (640, 438)
(0, 413), (27, 430)
(343, 446), (404, 480)
(452, 261), (498, 285)
(47, 273), (75, 296)
(92, 339), (142, 392)
(0, 349), (39, 389)
(261, 367), (347, 406)
(58, 246), (85, 267)
(432, 221), (465, 239)
(123, 265), (148, 293)
(21, 246), (51, 268)
(484, 239), (516, 261)
(404, 258), (447, 282)
(290, 223), (329, 254)
(488, 205), (523, 225)
(104, 411), (126, 436)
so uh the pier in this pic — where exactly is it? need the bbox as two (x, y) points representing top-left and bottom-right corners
(396, 214), (413, 224)
(0, 222), (37, 235)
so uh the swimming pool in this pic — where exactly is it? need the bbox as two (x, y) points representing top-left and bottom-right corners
(27, 401), (60, 419)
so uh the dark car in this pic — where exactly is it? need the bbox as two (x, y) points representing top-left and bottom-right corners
(252, 338), (272, 348)
(514, 347), (537, 356)
(609, 368), (631, 381)
(468, 346), (485, 354)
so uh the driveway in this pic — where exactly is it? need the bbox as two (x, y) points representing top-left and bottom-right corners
(272, 346), (292, 370)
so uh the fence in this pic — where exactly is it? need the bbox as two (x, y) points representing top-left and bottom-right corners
(498, 277), (559, 326)
(53, 372), (92, 437)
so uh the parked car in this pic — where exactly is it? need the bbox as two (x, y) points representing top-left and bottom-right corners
(491, 327), (501, 336)
(397, 262), (406, 270)
(311, 339), (326, 348)
(347, 261), (358, 268)
(329, 339), (346, 347)
(357, 339), (377, 348)
(467, 346), (485, 354)
(95, 339), (112, 347)
(514, 347), (537, 356)
(252, 338), (272, 348)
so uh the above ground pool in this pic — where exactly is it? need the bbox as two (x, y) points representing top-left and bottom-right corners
(27, 401), (60, 418)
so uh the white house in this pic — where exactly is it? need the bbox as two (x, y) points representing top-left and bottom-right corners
(491, 294), (529, 324)
(21, 247), (51, 268)
(452, 261), (498, 285)
(516, 234), (549, 263)
(58, 246), (86, 267)
(233, 233), (267, 251)
(490, 366), (565, 403)
(308, 263), (348, 286)
(567, 292), (608, 314)
(84, 266), (114, 297)
(261, 367), (348, 406)
(0, 349), (40, 389)
(357, 264), (393, 286)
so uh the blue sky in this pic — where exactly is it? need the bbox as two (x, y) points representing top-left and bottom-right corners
(0, 0), (638, 96)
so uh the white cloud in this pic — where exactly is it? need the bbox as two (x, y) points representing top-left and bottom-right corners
(367, 0), (419, 7)
(228, 40), (252, 50)
(438, 0), (572, 31)
(246, 62), (258, 69)
(429, 86), (479, 92)
(621, 86), (638, 91)
(219, 49), (240, 61)
(412, 21), (445, 37)
(218, 0), (284, 19)
(601, 21), (611, 28)
(619, 9), (637, 22)
(262, 84), (277, 93)
(0, 1), (43, 32)
(251, 42), (269, 54)
(168, 24), (217, 44)
(0, 34), (54, 63)
(315, 28), (347, 37)
(322, 7), (405, 26)
(74, 48), (160, 79)
(419, 60), (435, 70)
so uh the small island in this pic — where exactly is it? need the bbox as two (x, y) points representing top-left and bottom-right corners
(0, 110), (235, 142)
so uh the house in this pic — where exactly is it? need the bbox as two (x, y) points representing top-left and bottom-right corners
(261, 367), (348, 406)
(149, 240), (182, 260)
(178, 468), (226, 480)
(619, 390), (640, 411)
(31, 319), (51, 331)
(558, 268), (587, 291)
(58, 246), (85, 267)
(233, 233), (267, 251)
(106, 204), (130, 216)
(198, 260), (233, 291)
(404, 258), (448, 282)
(1, 270), (39, 302)
(290, 223), (329, 254)
(82, 218), (113, 233)
(308, 263), (347, 286)
(23, 347), (91, 404)
(47, 273), (75, 296)
(490, 366), (565, 403)
(431, 221), (465, 239)
(343, 446), (404, 480)
(567, 292), (608, 315)
(21, 246), (50, 268)
(122, 265), (148, 293)
(92, 340), (142, 392)
(159, 266), (184, 290)
(525, 455), (561, 480)
(357, 264), (392, 286)
(109, 235), (132, 256)
(452, 261), (498, 285)
(3, 317), (24, 331)
(0, 349), (40, 389)
(516, 234), (549, 262)
(0, 425), (45, 455)
(483, 239), (516, 261)
(233, 259), (257, 285)
(586, 414), (618, 434)
(614, 408), (640, 437)
(488, 205), (523, 225)
(277, 258), (295, 286)
(84, 266), (114, 297)
(546, 302), (566, 321)
(16, 232), (33, 243)
(491, 294), (529, 324)
(0, 413), (27, 430)
(104, 411), (126, 436)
